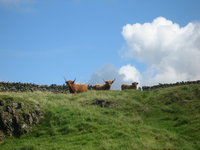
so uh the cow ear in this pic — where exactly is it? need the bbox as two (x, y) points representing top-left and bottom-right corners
(73, 78), (76, 84)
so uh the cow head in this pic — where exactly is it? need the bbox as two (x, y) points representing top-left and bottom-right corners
(64, 78), (76, 87)
(103, 79), (115, 86)
(132, 82), (139, 87)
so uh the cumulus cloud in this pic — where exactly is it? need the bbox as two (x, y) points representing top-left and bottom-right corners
(119, 64), (141, 82)
(88, 17), (200, 88)
(122, 17), (200, 85)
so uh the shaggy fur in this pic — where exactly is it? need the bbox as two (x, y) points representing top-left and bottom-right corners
(121, 82), (138, 90)
(92, 79), (115, 90)
(65, 80), (88, 93)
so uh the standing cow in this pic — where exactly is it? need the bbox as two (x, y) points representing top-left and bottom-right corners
(64, 78), (89, 93)
(121, 82), (138, 90)
(92, 79), (115, 90)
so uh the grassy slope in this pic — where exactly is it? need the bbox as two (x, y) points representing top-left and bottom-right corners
(0, 84), (200, 150)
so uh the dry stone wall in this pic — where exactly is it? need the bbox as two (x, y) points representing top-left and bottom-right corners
(0, 82), (68, 93)
(142, 80), (200, 91)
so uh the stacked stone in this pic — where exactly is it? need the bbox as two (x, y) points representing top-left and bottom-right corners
(142, 80), (200, 91)
(0, 97), (43, 139)
(0, 82), (68, 93)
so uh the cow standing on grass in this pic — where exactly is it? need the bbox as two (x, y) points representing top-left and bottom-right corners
(121, 82), (138, 90)
(92, 79), (115, 90)
(64, 78), (89, 94)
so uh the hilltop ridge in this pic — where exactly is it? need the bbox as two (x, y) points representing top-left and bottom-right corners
(0, 84), (200, 150)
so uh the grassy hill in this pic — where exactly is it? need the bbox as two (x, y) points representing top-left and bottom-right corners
(0, 84), (200, 150)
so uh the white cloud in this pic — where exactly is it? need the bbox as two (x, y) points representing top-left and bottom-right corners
(119, 64), (141, 82)
(88, 17), (200, 88)
(122, 17), (200, 85)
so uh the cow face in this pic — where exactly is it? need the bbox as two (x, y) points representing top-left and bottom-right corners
(65, 79), (76, 87)
(132, 82), (138, 86)
(104, 79), (115, 86)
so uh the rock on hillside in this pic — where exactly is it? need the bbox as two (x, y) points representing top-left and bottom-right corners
(0, 96), (43, 140)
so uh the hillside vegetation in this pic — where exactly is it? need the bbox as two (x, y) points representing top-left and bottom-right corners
(0, 84), (200, 150)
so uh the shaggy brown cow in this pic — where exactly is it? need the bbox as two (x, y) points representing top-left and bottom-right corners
(121, 82), (138, 90)
(92, 79), (115, 90)
(65, 78), (89, 93)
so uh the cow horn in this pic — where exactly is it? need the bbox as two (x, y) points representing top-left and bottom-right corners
(73, 78), (76, 83)
(112, 78), (116, 82)
(64, 77), (67, 82)
(103, 79), (106, 82)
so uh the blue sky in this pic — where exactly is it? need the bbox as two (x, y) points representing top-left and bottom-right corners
(1, 0), (200, 88)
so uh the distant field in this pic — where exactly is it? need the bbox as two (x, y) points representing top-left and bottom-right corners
(0, 84), (200, 150)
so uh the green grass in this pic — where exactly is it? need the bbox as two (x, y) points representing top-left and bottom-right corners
(0, 84), (200, 150)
